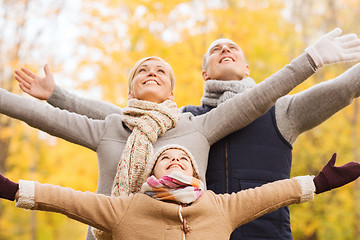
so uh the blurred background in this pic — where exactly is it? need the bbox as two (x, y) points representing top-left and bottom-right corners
(0, 0), (359, 239)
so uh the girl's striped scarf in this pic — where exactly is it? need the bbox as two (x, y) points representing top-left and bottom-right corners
(140, 172), (204, 204)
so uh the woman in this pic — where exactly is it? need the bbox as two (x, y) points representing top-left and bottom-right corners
(1, 145), (359, 239)
(4, 54), (314, 195)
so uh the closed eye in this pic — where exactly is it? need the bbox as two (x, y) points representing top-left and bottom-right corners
(211, 47), (220, 54)
(180, 157), (190, 162)
(160, 156), (169, 161)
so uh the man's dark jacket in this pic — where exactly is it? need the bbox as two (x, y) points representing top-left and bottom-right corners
(182, 104), (293, 240)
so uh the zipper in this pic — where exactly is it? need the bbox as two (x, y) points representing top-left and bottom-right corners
(225, 138), (229, 193)
(178, 204), (189, 239)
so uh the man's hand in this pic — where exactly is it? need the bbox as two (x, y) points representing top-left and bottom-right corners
(14, 64), (55, 100)
(305, 28), (360, 68)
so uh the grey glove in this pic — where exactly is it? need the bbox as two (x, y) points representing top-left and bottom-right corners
(305, 28), (360, 68)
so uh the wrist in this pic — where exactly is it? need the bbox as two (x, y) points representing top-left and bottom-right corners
(313, 172), (331, 194)
(305, 46), (324, 68)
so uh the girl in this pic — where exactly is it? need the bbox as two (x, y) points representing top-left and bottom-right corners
(1, 145), (359, 239)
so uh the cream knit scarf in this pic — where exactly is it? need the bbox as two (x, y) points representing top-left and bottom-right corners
(112, 98), (179, 196)
(201, 77), (256, 107)
(93, 98), (179, 240)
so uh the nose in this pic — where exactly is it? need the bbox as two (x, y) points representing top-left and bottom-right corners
(147, 69), (157, 76)
(171, 157), (180, 162)
(221, 45), (231, 53)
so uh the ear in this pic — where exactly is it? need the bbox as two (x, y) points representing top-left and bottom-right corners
(245, 64), (250, 76)
(167, 92), (175, 101)
(128, 91), (134, 100)
(202, 70), (210, 81)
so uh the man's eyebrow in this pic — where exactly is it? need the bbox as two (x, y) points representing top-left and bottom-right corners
(211, 44), (221, 49)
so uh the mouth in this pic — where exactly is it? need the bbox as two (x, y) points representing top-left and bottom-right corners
(219, 56), (235, 63)
(166, 163), (184, 170)
(143, 79), (159, 85)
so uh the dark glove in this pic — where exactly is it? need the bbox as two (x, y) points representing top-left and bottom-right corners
(314, 153), (360, 194)
(0, 174), (19, 201)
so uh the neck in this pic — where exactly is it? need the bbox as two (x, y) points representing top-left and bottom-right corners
(201, 77), (256, 107)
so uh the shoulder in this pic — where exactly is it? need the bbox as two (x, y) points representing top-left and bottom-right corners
(181, 104), (213, 116)
(104, 113), (124, 121)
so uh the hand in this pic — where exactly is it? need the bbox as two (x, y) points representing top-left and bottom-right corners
(305, 28), (360, 68)
(14, 64), (55, 100)
(313, 153), (360, 194)
(0, 174), (19, 201)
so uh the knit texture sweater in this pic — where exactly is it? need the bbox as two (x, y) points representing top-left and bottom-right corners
(16, 176), (315, 240)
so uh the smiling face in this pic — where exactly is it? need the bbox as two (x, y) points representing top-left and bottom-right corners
(128, 58), (174, 104)
(202, 38), (250, 81)
(153, 148), (194, 179)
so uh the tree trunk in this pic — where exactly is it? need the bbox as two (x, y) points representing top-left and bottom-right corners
(352, 100), (360, 238)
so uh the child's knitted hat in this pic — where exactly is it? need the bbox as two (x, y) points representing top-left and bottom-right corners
(142, 144), (202, 181)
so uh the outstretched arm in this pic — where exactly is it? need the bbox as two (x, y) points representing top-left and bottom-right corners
(196, 28), (360, 144)
(0, 88), (104, 150)
(217, 153), (360, 229)
(276, 62), (360, 144)
(0, 176), (130, 234)
(15, 65), (122, 120)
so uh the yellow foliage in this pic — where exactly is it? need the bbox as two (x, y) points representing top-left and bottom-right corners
(1, 0), (360, 239)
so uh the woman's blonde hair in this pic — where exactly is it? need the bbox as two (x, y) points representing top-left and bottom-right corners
(128, 56), (175, 92)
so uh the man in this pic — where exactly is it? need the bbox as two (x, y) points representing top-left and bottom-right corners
(181, 34), (360, 239)
(15, 28), (360, 239)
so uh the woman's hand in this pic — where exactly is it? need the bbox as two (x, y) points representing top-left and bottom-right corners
(14, 64), (55, 100)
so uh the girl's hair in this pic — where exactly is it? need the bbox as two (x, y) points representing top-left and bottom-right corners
(128, 56), (175, 91)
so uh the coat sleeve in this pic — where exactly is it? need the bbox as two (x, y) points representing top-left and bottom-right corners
(213, 176), (315, 230)
(16, 180), (131, 233)
(194, 53), (316, 145)
(48, 85), (122, 120)
(0, 88), (106, 150)
(276, 62), (360, 144)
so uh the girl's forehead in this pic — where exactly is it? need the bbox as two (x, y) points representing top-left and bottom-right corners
(159, 148), (188, 157)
